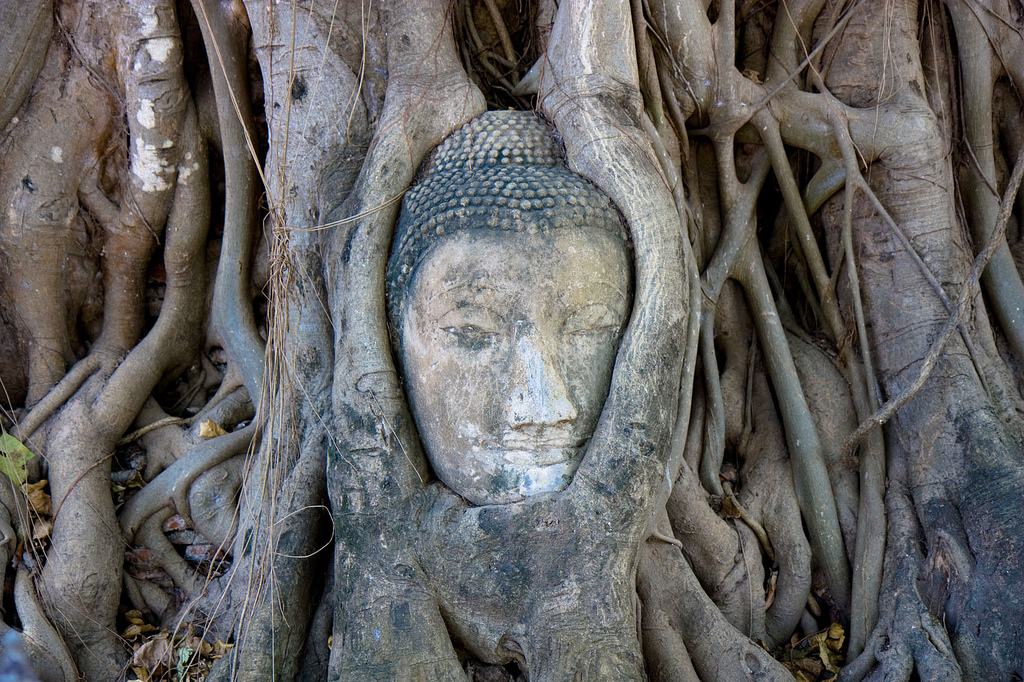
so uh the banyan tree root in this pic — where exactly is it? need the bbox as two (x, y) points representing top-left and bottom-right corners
(638, 518), (794, 682)
(839, 473), (961, 682)
(0, 1), (213, 676)
(817, 1), (1024, 677)
(0, 481), (76, 682)
(325, 0), (486, 675)
(203, 0), (376, 678)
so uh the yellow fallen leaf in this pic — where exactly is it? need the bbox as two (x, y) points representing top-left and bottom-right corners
(720, 495), (741, 518)
(125, 610), (145, 625)
(211, 640), (233, 658)
(31, 518), (52, 542)
(764, 570), (778, 610)
(122, 623), (158, 639)
(826, 622), (845, 651)
(199, 419), (228, 439)
(23, 480), (51, 516)
(819, 624), (845, 673)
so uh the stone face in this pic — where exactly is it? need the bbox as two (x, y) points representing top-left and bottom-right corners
(388, 110), (633, 505)
(399, 228), (631, 505)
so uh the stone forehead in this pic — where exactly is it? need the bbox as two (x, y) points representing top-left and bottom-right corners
(388, 111), (630, 318)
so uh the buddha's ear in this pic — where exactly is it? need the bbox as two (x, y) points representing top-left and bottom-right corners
(539, 0), (693, 537)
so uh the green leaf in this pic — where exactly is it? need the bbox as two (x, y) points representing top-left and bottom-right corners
(0, 429), (35, 485)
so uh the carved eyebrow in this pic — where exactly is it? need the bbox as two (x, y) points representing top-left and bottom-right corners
(556, 280), (630, 306)
(562, 302), (625, 330)
(422, 280), (500, 306)
(436, 302), (503, 322)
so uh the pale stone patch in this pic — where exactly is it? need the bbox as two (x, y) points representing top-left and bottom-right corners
(141, 11), (159, 36)
(137, 99), (156, 128)
(145, 38), (176, 63)
(132, 137), (171, 192)
(50, 146), (63, 163)
(178, 161), (200, 182)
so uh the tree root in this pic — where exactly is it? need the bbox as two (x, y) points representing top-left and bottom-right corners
(665, 461), (745, 624)
(737, 370), (812, 650)
(119, 423), (255, 540)
(138, 509), (197, 597)
(32, 105), (210, 680)
(12, 571), (78, 682)
(945, 1), (1024, 367)
(0, 0), (51, 133)
(297, 559), (334, 682)
(214, 0), (380, 675)
(90, 0), (189, 357)
(0, 481), (75, 682)
(14, 355), (101, 444)
(5, 2), (1022, 681)
(638, 526), (793, 682)
(193, 0), (266, 403)
(840, 478), (962, 682)
(0, 36), (113, 406)
(325, 0), (486, 675)
(736, 230), (850, 614)
(38, 401), (127, 680)
(188, 454), (244, 549)
(840, 137), (1024, 464)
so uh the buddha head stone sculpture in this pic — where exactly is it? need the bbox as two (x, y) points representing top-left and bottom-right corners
(388, 111), (632, 506)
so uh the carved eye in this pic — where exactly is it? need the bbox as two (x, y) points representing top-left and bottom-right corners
(438, 306), (501, 347)
(443, 324), (496, 344)
(563, 303), (622, 336)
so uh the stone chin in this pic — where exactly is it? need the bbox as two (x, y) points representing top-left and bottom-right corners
(439, 447), (584, 506)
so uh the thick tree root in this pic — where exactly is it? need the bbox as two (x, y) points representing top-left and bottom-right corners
(193, 0), (266, 402)
(638, 531), (793, 682)
(119, 423), (255, 540)
(737, 371), (812, 649)
(840, 479), (962, 682)
(11, 572), (78, 682)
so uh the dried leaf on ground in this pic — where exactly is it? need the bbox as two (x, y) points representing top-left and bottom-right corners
(23, 479), (51, 516)
(31, 518), (52, 542)
(211, 640), (233, 657)
(123, 621), (158, 639)
(778, 622), (845, 681)
(198, 419), (228, 439)
(720, 495), (742, 518)
(126, 627), (234, 682)
(131, 632), (172, 679)
(817, 623), (845, 673)
(764, 569), (778, 609)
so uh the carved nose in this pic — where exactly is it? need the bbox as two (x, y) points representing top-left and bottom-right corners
(506, 333), (578, 428)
